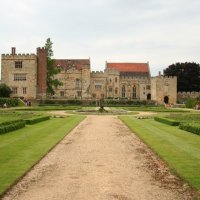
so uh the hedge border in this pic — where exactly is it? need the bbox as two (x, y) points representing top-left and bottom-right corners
(179, 123), (200, 135)
(0, 121), (26, 134)
(154, 116), (180, 126)
(24, 116), (50, 125)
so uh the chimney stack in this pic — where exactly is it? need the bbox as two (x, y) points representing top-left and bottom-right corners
(11, 47), (16, 55)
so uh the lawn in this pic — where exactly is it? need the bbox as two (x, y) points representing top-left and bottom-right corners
(119, 116), (200, 191)
(0, 115), (85, 196)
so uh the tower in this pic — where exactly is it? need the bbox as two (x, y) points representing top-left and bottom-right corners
(37, 47), (47, 98)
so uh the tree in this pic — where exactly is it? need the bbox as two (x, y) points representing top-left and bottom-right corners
(44, 38), (62, 95)
(164, 62), (200, 92)
(0, 83), (12, 97)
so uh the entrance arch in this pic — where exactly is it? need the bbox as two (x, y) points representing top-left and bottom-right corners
(147, 93), (151, 100)
(164, 96), (169, 104)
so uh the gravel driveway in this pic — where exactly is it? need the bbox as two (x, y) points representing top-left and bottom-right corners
(2, 115), (196, 200)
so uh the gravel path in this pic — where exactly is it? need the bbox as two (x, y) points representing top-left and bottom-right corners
(2, 116), (196, 200)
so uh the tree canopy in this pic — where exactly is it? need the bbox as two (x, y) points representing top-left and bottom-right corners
(0, 83), (12, 97)
(164, 62), (200, 92)
(44, 38), (62, 95)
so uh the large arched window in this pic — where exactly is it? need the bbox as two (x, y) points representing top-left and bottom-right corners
(122, 85), (126, 97)
(133, 85), (136, 99)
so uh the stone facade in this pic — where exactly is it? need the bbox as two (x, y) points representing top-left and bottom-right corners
(1, 47), (178, 104)
(1, 48), (38, 99)
(151, 75), (177, 104)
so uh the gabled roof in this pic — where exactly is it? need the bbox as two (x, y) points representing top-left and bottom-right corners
(54, 59), (90, 70)
(106, 62), (150, 73)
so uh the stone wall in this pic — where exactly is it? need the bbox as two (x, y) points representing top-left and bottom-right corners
(177, 91), (200, 103)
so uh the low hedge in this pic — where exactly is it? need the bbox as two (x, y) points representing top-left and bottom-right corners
(179, 123), (200, 135)
(24, 116), (50, 125)
(0, 119), (23, 126)
(154, 117), (180, 126)
(0, 98), (19, 107)
(0, 120), (26, 134)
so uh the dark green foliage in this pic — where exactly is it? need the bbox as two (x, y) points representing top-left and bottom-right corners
(179, 123), (200, 135)
(154, 116), (180, 126)
(24, 116), (50, 124)
(45, 38), (62, 95)
(0, 84), (12, 97)
(185, 97), (197, 108)
(0, 98), (19, 107)
(164, 62), (200, 92)
(0, 120), (26, 134)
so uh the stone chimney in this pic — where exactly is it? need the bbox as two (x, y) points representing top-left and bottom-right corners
(11, 47), (16, 55)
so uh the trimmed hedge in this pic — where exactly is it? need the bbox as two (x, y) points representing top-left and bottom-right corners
(154, 116), (180, 126)
(0, 120), (26, 134)
(24, 116), (50, 125)
(0, 98), (19, 107)
(179, 123), (200, 135)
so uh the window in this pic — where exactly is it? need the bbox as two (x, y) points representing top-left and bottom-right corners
(77, 91), (82, 97)
(115, 87), (118, 95)
(76, 79), (81, 88)
(60, 91), (64, 97)
(14, 73), (26, 81)
(146, 85), (151, 90)
(92, 93), (96, 98)
(95, 85), (102, 89)
(15, 61), (22, 69)
(122, 85), (126, 97)
(133, 85), (136, 99)
(12, 87), (18, 94)
(109, 87), (112, 92)
(22, 87), (27, 94)
(115, 77), (118, 83)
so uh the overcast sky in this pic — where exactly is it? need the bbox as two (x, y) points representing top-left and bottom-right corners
(0, 0), (200, 75)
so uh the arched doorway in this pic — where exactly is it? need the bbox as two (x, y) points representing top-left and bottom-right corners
(164, 96), (169, 104)
(147, 93), (151, 100)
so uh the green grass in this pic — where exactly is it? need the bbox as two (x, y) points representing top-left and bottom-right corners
(0, 115), (85, 196)
(119, 116), (200, 191)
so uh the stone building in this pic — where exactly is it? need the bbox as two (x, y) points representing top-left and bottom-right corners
(1, 47), (177, 104)
(151, 74), (177, 104)
(1, 47), (46, 100)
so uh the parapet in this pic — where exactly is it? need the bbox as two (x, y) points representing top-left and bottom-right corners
(1, 53), (36, 59)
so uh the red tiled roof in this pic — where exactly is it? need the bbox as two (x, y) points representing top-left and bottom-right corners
(54, 59), (90, 70)
(106, 62), (149, 73)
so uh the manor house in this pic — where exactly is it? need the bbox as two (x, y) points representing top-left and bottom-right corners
(1, 47), (177, 104)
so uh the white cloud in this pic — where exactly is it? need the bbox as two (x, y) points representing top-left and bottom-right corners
(0, 0), (200, 76)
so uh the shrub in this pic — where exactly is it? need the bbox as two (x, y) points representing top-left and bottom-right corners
(185, 97), (196, 108)
(0, 120), (26, 134)
(154, 116), (180, 126)
(24, 116), (50, 124)
(0, 83), (12, 97)
(179, 123), (200, 135)
(0, 98), (19, 107)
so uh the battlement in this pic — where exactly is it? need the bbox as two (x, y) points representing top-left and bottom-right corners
(91, 71), (105, 74)
(151, 75), (177, 80)
(1, 53), (36, 59)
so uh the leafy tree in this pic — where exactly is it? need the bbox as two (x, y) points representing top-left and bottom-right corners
(164, 62), (200, 92)
(0, 83), (12, 97)
(44, 38), (62, 95)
